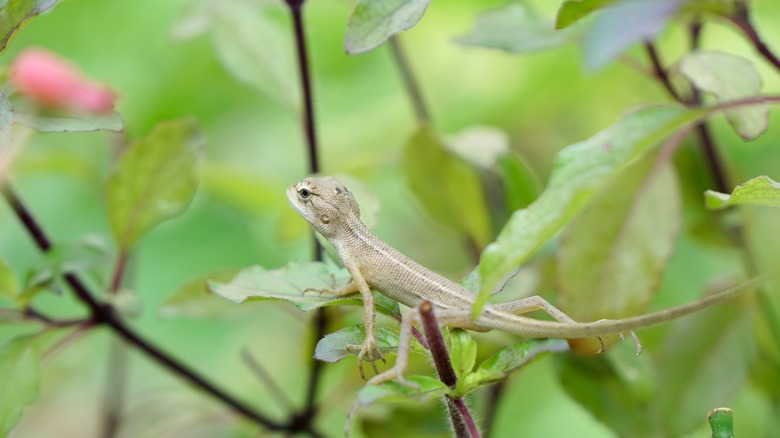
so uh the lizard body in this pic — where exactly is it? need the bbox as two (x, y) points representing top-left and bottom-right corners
(287, 176), (762, 378)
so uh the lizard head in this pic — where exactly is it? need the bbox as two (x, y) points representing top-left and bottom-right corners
(287, 176), (361, 239)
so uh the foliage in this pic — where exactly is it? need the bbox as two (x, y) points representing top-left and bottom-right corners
(0, 0), (779, 437)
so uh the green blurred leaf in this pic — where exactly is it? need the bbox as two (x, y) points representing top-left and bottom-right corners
(708, 408), (734, 438)
(106, 118), (204, 250)
(456, 3), (572, 53)
(583, 0), (682, 71)
(344, 0), (430, 55)
(0, 257), (18, 300)
(558, 157), (681, 320)
(477, 104), (702, 316)
(463, 338), (568, 392)
(496, 153), (541, 212)
(445, 125), (509, 170)
(705, 175), (780, 209)
(656, 299), (756, 435)
(23, 238), (110, 303)
(0, 334), (43, 436)
(209, 262), (401, 318)
(357, 375), (449, 406)
(556, 0), (617, 29)
(675, 50), (768, 140)
(446, 329), (476, 382)
(555, 352), (657, 437)
(403, 126), (491, 248)
(160, 269), (254, 320)
(208, 0), (299, 109)
(314, 324), (425, 363)
(14, 110), (124, 132)
(0, 0), (58, 54)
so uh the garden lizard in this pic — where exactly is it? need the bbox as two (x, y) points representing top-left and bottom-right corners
(288, 176), (764, 384)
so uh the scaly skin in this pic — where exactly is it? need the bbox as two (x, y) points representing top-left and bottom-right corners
(287, 176), (764, 375)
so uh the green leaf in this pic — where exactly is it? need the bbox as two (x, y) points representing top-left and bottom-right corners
(207, 0), (299, 109)
(356, 375), (449, 406)
(675, 50), (768, 140)
(209, 262), (401, 318)
(447, 329), (476, 382)
(14, 110), (124, 132)
(705, 175), (780, 209)
(582, 0), (682, 71)
(0, 0), (58, 54)
(106, 118), (204, 250)
(314, 325), (425, 363)
(496, 153), (541, 212)
(345, 0), (430, 55)
(0, 334), (44, 435)
(160, 269), (253, 320)
(455, 3), (572, 53)
(656, 299), (756, 435)
(23, 238), (110, 303)
(476, 104), (702, 317)
(0, 257), (18, 300)
(708, 408), (734, 438)
(463, 339), (568, 392)
(403, 126), (491, 248)
(554, 351), (657, 437)
(556, 0), (618, 29)
(557, 156), (681, 320)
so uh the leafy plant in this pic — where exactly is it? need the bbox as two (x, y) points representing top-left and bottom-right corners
(1, 0), (779, 437)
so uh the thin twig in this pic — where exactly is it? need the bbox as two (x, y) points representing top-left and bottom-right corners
(241, 348), (295, 410)
(389, 36), (431, 124)
(643, 42), (684, 103)
(731, 3), (780, 73)
(283, 0), (328, 433)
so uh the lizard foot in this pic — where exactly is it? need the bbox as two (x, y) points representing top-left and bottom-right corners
(346, 335), (386, 380)
(592, 320), (642, 355)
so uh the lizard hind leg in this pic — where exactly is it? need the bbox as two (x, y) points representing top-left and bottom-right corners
(493, 296), (618, 353)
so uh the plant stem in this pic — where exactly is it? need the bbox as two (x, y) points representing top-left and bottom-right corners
(0, 181), (306, 435)
(481, 380), (507, 438)
(100, 251), (131, 438)
(283, 0), (327, 432)
(731, 3), (780, 73)
(419, 301), (479, 438)
(389, 36), (431, 124)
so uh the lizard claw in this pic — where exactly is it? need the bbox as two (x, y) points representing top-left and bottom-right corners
(350, 335), (385, 380)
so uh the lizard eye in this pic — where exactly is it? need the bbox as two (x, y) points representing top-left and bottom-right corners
(298, 187), (311, 199)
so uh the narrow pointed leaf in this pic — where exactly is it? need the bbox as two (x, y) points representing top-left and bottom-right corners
(447, 329), (477, 381)
(675, 51), (768, 140)
(0, 0), (58, 54)
(209, 262), (401, 318)
(345, 0), (430, 54)
(476, 104), (702, 316)
(0, 257), (18, 300)
(463, 339), (568, 391)
(107, 118), (204, 249)
(160, 269), (252, 320)
(705, 175), (780, 209)
(557, 157), (681, 320)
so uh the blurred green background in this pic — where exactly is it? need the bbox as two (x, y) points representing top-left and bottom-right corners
(1, 0), (779, 437)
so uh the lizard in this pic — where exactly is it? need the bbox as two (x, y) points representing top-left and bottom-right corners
(287, 175), (766, 385)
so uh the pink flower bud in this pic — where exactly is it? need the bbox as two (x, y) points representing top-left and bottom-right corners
(10, 47), (116, 114)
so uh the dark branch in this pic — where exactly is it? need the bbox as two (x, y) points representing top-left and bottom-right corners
(731, 3), (780, 73)
(1, 182), (300, 434)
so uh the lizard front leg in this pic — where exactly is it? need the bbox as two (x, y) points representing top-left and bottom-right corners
(342, 259), (385, 379)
